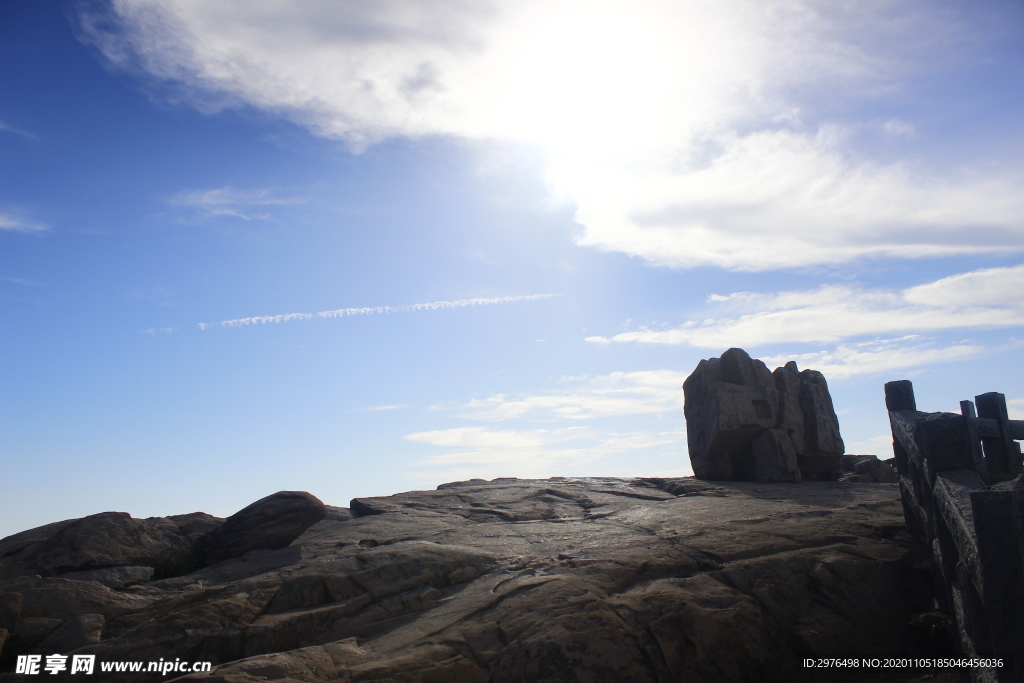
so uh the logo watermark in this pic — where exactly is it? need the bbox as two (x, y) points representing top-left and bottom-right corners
(15, 654), (213, 676)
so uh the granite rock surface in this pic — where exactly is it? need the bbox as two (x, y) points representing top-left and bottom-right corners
(0, 479), (949, 682)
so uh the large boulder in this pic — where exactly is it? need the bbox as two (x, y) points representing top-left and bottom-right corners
(684, 348), (844, 482)
(0, 513), (193, 581)
(683, 348), (779, 480)
(193, 491), (327, 566)
(0, 512), (225, 583)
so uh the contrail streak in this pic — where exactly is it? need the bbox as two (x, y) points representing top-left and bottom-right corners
(198, 294), (559, 330)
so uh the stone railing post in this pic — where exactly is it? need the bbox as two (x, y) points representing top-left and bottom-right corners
(975, 392), (1023, 476)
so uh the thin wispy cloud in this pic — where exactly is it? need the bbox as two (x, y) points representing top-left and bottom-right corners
(171, 186), (304, 220)
(140, 327), (178, 335)
(0, 276), (37, 286)
(82, 0), (1024, 270)
(0, 211), (47, 233)
(0, 120), (36, 140)
(365, 404), (411, 412)
(198, 293), (559, 330)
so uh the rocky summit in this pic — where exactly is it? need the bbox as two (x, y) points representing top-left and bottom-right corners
(0, 478), (953, 682)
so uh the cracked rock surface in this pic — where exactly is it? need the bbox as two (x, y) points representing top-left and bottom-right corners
(0, 478), (940, 682)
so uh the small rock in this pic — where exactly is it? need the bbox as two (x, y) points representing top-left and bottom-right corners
(841, 454), (878, 473)
(838, 456), (899, 483)
(853, 456), (898, 483)
(193, 491), (327, 566)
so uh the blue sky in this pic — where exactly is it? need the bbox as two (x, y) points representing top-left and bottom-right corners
(2, 0), (1024, 537)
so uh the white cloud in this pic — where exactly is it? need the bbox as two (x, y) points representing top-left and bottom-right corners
(82, 0), (1024, 269)
(588, 264), (1024, 348)
(903, 264), (1024, 308)
(171, 186), (304, 220)
(198, 293), (558, 329)
(140, 327), (179, 335)
(410, 371), (692, 480)
(588, 264), (1024, 377)
(567, 129), (1024, 270)
(405, 425), (684, 480)
(759, 337), (987, 380)
(452, 369), (686, 421)
(0, 212), (47, 232)
(365, 404), (411, 411)
(1008, 399), (1024, 421)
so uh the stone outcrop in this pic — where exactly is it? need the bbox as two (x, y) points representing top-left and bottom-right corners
(0, 513), (223, 582)
(886, 380), (1024, 683)
(683, 348), (844, 482)
(0, 492), (326, 589)
(0, 479), (949, 682)
(191, 491), (327, 567)
(0, 513), (189, 580)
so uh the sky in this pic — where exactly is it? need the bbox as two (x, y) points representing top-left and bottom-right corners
(2, 0), (1024, 538)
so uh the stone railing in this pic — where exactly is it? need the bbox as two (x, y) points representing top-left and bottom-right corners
(885, 380), (1024, 683)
